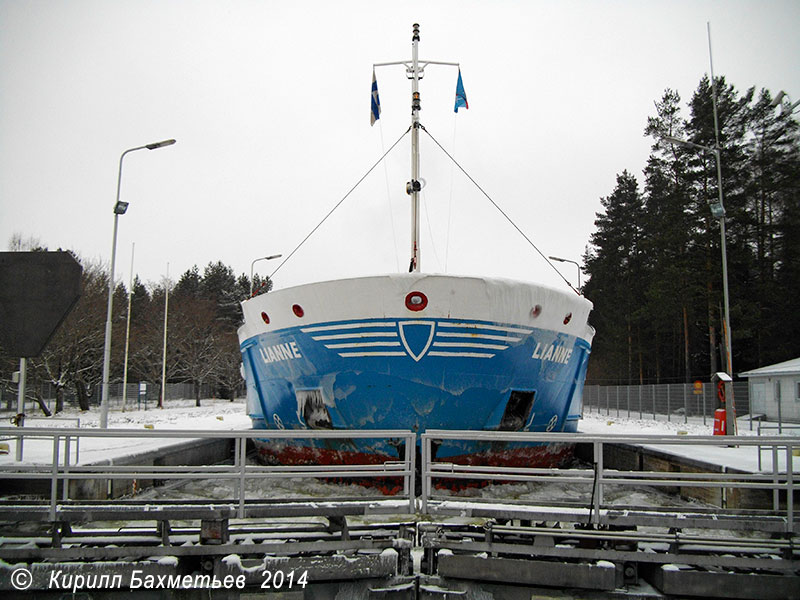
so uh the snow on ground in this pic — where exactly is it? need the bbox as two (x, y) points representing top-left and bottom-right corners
(33, 397), (253, 431)
(580, 412), (799, 473)
(578, 411), (756, 435)
(0, 398), (251, 466)
(579, 411), (760, 436)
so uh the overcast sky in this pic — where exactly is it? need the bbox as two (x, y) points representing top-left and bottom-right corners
(2, 0), (798, 294)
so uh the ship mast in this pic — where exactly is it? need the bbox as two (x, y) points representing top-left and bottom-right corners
(374, 23), (459, 274)
(409, 23), (422, 273)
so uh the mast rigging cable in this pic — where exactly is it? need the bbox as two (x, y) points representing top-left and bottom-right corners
(270, 122), (579, 295)
(269, 126), (411, 280)
(419, 124), (579, 294)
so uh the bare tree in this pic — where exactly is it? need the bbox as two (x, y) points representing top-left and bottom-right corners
(32, 259), (109, 412)
(172, 297), (224, 406)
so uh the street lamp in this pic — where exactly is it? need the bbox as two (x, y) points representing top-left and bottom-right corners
(250, 254), (282, 296)
(662, 132), (732, 379)
(548, 256), (581, 290)
(100, 139), (176, 429)
(770, 90), (800, 115)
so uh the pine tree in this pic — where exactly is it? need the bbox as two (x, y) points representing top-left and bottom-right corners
(641, 89), (700, 382)
(583, 170), (646, 383)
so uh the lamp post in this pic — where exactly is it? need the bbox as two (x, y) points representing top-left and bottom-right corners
(770, 90), (800, 116)
(160, 264), (170, 409)
(100, 139), (176, 429)
(660, 24), (734, 379)
(548, 256), (581, 291)
(663, 23), (735, 436)
(662, 134), (731, 380)
(121, 242), (135, 411)
(250, 254), (282, 296)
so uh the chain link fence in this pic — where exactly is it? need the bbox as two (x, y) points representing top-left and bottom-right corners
(583, 382), (750, 426)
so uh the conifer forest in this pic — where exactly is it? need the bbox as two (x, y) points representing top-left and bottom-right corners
(583, 76), (800, 384)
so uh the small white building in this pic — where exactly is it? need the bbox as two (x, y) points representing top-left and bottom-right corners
(740, 357), (800, 423)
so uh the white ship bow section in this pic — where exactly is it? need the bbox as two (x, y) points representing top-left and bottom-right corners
(239, 273), (594, 346)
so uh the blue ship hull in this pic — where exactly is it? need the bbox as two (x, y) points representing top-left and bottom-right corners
(239, 274), (593, 466)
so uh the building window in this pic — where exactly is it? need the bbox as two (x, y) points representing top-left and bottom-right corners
(796, 381), (800, 401)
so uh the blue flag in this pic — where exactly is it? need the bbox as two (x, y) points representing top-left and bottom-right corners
(454, 69), (468, 113)
(370, 69), (381, 126)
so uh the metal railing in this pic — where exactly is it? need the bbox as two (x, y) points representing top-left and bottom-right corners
(3, 427), (799, 534)
(420, 430), (798, 533)
(0, 417), (82, 464)
(0, 428), (416, 519)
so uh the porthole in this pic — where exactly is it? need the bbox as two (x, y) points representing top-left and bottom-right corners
(405, 291), (428, 312)
(292, 304), (305, 318)
(563, 312), (572, 325)
(531, 305), (542, 318)
(261, 312), (270, 325)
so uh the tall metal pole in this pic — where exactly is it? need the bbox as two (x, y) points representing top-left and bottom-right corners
(121, 242), (135, 411)
(707, 22), (732, 378)
(99, 202), (123, 429)
(373, 24), (459, 274)
(409, 23), (422, 273)
(100, 139), (175, 428)
(160, 263), (169, 409)
(707, 22), (735, 436)
(15, 357), (26, 461)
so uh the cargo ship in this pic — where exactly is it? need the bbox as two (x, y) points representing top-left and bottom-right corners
(238, 24), (594, 468)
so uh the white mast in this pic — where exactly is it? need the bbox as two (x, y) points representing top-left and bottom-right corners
(374, 23), (459, 273)
(409, 23), (422, 272)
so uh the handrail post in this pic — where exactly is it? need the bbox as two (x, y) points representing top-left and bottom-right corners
(421, 434), (429, 514)
(50, 434), (60, 521)
(786, 443), (794, 534)
(63, 435), (70, 501)
(592, 440), (602, 525)
(773, 445), (780, 512)
(238, 435), (247, 519)
(408, 433), (416, 512)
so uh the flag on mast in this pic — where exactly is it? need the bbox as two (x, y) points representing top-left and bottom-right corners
(454, 68), (468, 113)
(370, 69), (381, 126)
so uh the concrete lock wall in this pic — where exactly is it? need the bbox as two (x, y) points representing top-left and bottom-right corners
(581, 442), (777, 510)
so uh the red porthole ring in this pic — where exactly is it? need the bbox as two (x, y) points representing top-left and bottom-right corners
(563, 312), (572, 325)
(261, 312), (270, 325)
(531, 305), (542, 318)
(292, 304), (305, 318)
(405, 291), (428, 312)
